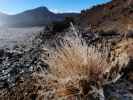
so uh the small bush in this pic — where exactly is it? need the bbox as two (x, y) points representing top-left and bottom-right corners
(50, 17), (75, 32)
(44, 30), (130, 99)
(44, 33), (111, 99)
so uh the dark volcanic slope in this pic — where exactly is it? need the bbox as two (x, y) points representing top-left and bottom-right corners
(0, 7), (78, 27)
(78, 0), (133, 34)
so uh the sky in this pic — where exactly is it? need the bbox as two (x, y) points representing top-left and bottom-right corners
(0, 0), (111, 14)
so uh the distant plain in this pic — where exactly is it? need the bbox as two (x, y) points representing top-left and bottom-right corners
(0, 27), (44, 49)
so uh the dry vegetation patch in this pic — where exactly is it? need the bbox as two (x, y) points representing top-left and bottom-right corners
(42, 34), (131, 99)
(0, 33), (132, 100)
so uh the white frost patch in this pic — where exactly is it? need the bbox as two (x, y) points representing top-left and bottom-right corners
(0, 27), (44, 49)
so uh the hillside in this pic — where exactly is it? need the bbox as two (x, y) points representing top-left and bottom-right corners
(78, 0), (133, 35)
(0, 7), (78, 27)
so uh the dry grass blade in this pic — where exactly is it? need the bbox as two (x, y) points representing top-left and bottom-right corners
(44, 32), (112, 98)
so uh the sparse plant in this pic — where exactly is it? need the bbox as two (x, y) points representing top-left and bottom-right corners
(44, 35), (108, 99)
(49, 17), (75, 32)
(43, 25), (130, 99)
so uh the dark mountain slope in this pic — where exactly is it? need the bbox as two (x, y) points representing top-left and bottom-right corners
(78, 0), (133, 34)
(0, 7), (78, 27)
(0, 12), (9, 26)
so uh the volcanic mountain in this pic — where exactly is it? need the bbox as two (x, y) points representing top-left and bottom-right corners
(0, 7), (78, 27)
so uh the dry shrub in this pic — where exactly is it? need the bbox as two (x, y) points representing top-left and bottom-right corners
(44, 32), (131, 99)
(110, 38), (132, 71)
(44, 35), (112, 99)
(116, 38), (133, 59)
(46, 36), (110, 81)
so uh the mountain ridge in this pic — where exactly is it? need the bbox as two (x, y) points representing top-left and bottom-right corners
(78, 0), (133, 34)
(0, 6), (79, 27)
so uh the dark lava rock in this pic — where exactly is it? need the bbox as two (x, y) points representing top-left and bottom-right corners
(104, 79), (133, 100)
(0, 49), (4, 57)
(0, 32), (46, 88)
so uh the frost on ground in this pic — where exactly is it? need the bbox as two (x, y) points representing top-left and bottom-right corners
(0, 24), (132, 100)
(0, 27), (44, 49)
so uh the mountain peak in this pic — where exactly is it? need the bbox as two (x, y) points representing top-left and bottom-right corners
(30, 6), (50, 13)
(19, 6), (52, 16)
(35, 6), (49, 11)
(0, 6), (78, 27)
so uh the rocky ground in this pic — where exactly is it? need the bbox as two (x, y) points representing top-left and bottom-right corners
(0, 26), (132, 99)
(0, 27), (45, 88)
